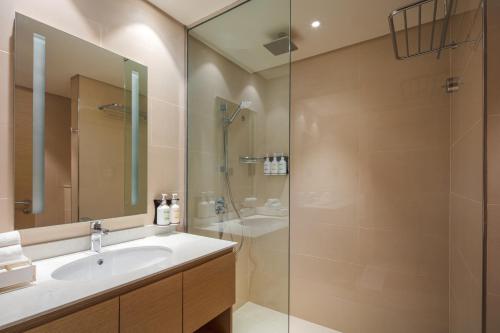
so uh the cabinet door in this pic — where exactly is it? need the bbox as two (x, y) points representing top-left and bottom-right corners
(26, 298), (119, 333)
(183, 253), (235, 333)
(120, 273), (182, 333)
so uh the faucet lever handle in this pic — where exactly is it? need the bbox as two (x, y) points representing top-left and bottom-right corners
(91, 220), (108, 233)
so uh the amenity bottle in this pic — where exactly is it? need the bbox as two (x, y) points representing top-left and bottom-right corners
(271, 153), (279, 174)
(170, 193), (181, 224)
(264, 154), (271, 175)
(278, 153), (287, 175)
(156, 194), (170, 226)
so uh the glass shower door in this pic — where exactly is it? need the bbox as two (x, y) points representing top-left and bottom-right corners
(186, 0), (291, 332)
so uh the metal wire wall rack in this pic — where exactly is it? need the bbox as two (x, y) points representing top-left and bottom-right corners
(388, 0), (482, 60)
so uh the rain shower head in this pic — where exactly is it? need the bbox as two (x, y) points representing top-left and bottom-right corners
(263, 33), (298, 56)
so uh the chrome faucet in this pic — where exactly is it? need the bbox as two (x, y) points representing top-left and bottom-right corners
(90, 220), (109, 253)
(215, 197), (226, 222)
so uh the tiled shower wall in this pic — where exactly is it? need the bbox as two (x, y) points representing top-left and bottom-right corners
(0, 0), (186, 244)
(290, 30), (451, 333)
(290, 7), (486, 333)
(449, 8), (484, 333)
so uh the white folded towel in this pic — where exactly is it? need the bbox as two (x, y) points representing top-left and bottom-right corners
(0, 231), (21, 248)
(0, 245), (28, 267)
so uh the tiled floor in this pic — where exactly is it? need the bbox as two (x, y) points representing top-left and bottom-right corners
(234, 302), (341, 333)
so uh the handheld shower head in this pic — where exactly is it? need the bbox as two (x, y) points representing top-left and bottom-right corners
(226, 100), (253, 126)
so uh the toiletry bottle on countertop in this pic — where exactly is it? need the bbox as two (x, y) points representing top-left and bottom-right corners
(264, 154), (271, 175)
(198, 192), (209, 218)
(271, 153), (279, 174)
(278, 153), (287, 174)
(170, 193), (181, 224)
(156, 194), (170, 226)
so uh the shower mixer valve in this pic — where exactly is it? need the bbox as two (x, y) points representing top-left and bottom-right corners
(215, 197), (226, 218)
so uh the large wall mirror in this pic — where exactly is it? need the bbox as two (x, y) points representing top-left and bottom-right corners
(14, 14), (148, 229)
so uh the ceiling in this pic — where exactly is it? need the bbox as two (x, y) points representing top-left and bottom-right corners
(187, 0), (425, 73)
(147, 0), (241, 26)
(152, 0), (479, 74)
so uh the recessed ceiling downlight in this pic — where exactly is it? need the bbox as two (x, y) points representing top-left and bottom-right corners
(311, 20), (321, 28)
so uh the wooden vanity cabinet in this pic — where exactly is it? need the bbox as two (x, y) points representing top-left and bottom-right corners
(183, 253), (235, 333)
(19, 252), (235, 333)
(120, 273), (182, 333)
(25, 298), (119, 333)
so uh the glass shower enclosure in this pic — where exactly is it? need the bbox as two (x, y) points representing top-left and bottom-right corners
(186, 0), (291, 332)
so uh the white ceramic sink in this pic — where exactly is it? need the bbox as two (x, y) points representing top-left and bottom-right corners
(51, 246), (173, 282)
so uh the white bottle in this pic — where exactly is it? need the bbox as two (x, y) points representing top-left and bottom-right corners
(156, 194), (170, 226)
(170, 193), (181, 224)
(264, 154), (271, 175)
(278, 153), (287, 175)
(207, 191), (216, 217)
(198, 192), (209, 218)
(271, 153), (279, 175)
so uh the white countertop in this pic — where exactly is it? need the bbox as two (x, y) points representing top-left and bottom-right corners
(0, 232), (235, 330)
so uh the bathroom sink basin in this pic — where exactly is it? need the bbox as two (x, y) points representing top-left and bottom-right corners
(51, 246), (173, 282)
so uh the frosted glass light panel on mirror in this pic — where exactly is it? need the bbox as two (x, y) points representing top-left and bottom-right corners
(14, 14), (148, 229)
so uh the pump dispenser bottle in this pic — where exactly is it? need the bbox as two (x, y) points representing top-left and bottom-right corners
(264, 154), (271, 175)
(156, 194), (170, 226)
(278, 153), (287, 174)
(170, 193), (181, 224)
(271, 153), (279, 174)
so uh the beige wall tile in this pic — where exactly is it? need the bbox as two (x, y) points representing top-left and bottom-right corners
(487, 204), (500, 296)
(292, 222), (359, 264)
(0, 124), (13, 200)
(148, 146), (184, 197)
(450, 249), (482, 333)
(451, 121), (484, 201)
(486, 293), (500, 333)
(0, 198), (13, 232)
(449, 9), (485, 332)
(150, 98), (185, 149)
(0, 0), (102, 53)
(450, 194), (484, 279)
(488, 115), (500, 203)
(451, 44), (484, 144)
(487, 1), (500, 116)
(0, 51), (13, 126)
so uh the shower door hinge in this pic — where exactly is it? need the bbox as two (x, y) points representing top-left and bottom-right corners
(444, 77), (460, 93)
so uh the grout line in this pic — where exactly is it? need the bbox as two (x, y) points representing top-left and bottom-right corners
(362, 146), (450, 154)
(450, 192), (483, 205)
(453, 244), (483, 285)
(292, 251), (444, 280)
(150, 143), (185, 150)
(149, 95), (186, 109)
(450, 118), (483, 147)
